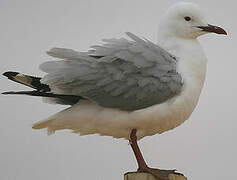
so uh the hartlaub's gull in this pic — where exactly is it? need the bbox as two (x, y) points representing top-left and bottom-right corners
(3, 2), (227, 179)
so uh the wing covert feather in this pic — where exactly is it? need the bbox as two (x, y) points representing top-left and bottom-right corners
(41, 33), (183, 110)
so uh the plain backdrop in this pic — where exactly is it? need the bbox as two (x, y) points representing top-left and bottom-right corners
(1, 0), (236, 179)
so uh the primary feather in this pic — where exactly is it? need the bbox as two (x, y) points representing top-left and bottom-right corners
(2, 71), (83, 105)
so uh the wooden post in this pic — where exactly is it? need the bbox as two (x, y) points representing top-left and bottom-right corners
(124, 172), (187, 180)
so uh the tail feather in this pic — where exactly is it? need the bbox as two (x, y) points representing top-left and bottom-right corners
(32, 119), (54, 130)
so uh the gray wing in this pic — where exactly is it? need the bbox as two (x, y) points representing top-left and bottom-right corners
(40, 32), (183, 110)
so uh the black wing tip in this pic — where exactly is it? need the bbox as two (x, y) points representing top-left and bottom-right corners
(3, 71), (19, 78)
(2, 90), (83, 105)
(2, 91), (15, 95)
(2, 91), (19, 95)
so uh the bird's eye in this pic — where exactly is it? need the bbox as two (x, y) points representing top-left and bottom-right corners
(184, 16), (191, 21)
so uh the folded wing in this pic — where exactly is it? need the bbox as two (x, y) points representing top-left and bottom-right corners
(40, 32), (183, 110)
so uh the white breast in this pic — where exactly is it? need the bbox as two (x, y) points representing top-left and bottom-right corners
(129, 38), (207, 139)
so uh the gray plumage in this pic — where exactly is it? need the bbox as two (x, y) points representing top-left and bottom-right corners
(40, 32), (183, 110)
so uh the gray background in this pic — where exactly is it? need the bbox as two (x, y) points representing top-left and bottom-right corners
(0, 0), (236, 179)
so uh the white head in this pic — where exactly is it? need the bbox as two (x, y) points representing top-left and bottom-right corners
(158, 2), (227, 40)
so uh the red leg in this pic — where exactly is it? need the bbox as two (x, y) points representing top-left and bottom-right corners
(129, 129), (184, 180)
(129, 129), (148, 170)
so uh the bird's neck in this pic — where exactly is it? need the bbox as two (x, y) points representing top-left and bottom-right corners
(158, 34), (207, 93)
(158, 36), (206, 60)
(157, 31), (207, 66)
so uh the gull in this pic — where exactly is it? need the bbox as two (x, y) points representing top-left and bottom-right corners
(2, 2), (227, 179)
